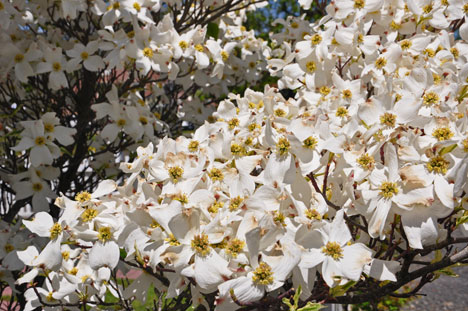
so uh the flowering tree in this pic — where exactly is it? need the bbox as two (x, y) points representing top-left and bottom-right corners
(1, 0), (468, 309)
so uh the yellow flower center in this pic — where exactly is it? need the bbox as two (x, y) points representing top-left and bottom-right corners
(139, 116), (148, 124)
(319, 86), (331, 95)
(133, 2), (141, 11)
(62, 251), (70, 260)
(98, 227), (112, 242)
(168, 166), (184, 182)
(112, 1), (120, 9)
(322, 241), (344, 260)
(423, 91), (439, 106)
(228, 118), (239, 129)
(188, 140), (199, 152)
(229, 196), (244, 211)
(35, 136), (46, 146)
(306, 61), (316, 73)
(422, 3), (433, 13)
(44, 123), (54, 133)
(336, 106), (348, 117)
(179, 40), (188, 49)
(357, 153), (375, 170)
(81, 208), (98, 222)
(380, 112), (397, 128)
(390, 21), (401, 30)
(305, 209), (322, 220)
(274, 108), (287, 117)
(379, 181), (399, 199)
(400, 40), (412, 50)
(463, 3), (468, 14)
(191, 234), (210, 256)
(165, 234), (180, 246)
(50, 223), (63, 240)
(432, 127), (454, 141)
(208, 201), (224, 213)
(276, 137), (291, 156)
(117, 118), (126, 127)
(226, 238), (245, 258)
(230, 143), (245, 156)
(143, 47), (153, 58)
(273, 211), (286, 226)
(424, 48), (435, 57)
(32, 182), (43, 192)
(354, 0), (365, 9)
(4, 244), (14, 253)
(342, 89), (352, 99)
(195, 44), (204, 52)
(450, 47), (459, 58)
(208, 168), (224, 181)
(52, 62), (61, 72)
(375, 57), (387, 69)
(427, 155), (449, 174)
(174, 193), (188, 204)
(221, 51), (229, 61)
(462, 138), (468, 152)
(311, 34), (322, 45)
(80, 51), (89, 60)
(252, 262), (274, 285)
(14, 54), (24, 63)
(68, 267), (78, 275)
(303, 136), (318, 149)
(75, 191), (92, 202)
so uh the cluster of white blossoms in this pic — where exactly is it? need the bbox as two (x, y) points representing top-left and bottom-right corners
(7, 0), (468, 309)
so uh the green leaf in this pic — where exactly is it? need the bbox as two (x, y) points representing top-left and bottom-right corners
(297, 302), (324, 311)
(119, 248), (127, 259)
(207, 22), (219, 39)
(439, 144), (457, 156)
(329, 280), (356, 297)
(438, 267), (459, 277)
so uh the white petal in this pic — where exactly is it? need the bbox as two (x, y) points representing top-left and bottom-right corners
(340, 244), (372, 281)
(88, 241), (120, 270)
(23, 212), (54, 237)
(92, 180), (117, 198)
(368, 259), (399, 282)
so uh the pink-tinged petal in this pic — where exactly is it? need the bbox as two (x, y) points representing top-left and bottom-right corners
(300, 248), (325, 269)
(399, 165), (432, 188)
(341, 243), (372, 281)
(367, 259), (399, 282)
(394, 186), (434, 210)
(91, 180), (117, 198)
(434, 175), (454, 209)
(23, 212), (54, 237)
(368, 199), (392, 239)
(330, 210), (352, 245)
(88, 241), (120, 270)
